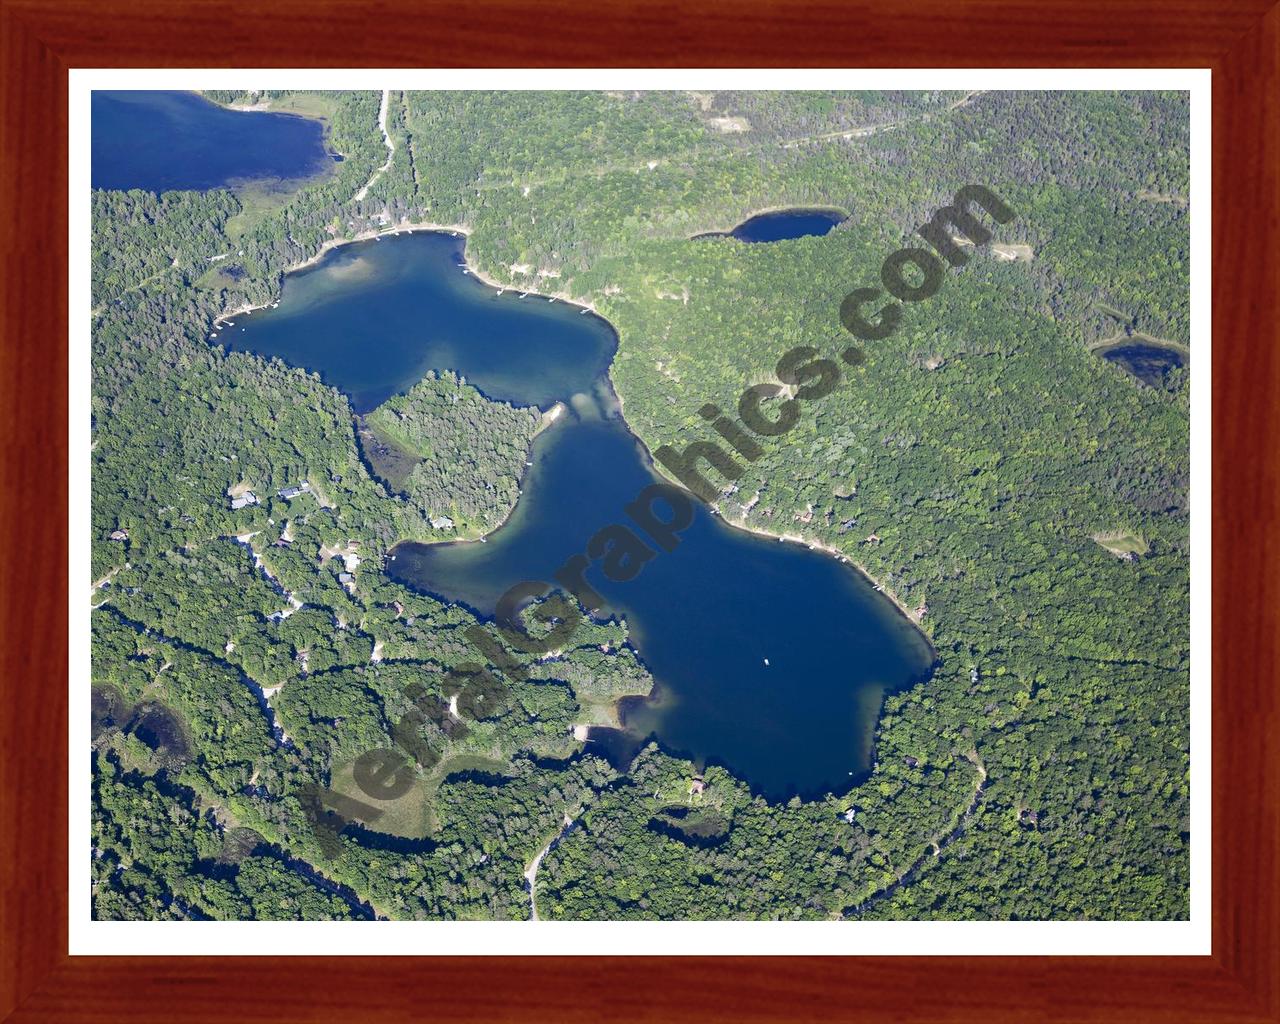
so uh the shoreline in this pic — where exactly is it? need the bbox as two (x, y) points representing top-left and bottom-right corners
(217, 221), (930, 641)
(1086, 331), (1190, 356)
(713, 512), (929, 629)
(383, 401), (567, 553)
(215, 220), (597, 327)
(610, 377), (933, 635)
(198, 90), (346, 170)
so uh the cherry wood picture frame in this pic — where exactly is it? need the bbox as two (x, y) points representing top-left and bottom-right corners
(2, 1), (1276, 1020)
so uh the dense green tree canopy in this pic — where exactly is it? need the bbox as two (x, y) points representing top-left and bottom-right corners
(91, 88), (1189, 921)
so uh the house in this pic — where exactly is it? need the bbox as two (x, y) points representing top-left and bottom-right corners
(970, 666), (980, 684)
(338, 572), (354, 584)
(230, 492), (259, 510)
(278, 482), (312, 500)
(108, 529), (128, 542)
(689, 776), (706, 796)
(843, 807), (857, 824)
(430, 516), (455, 530)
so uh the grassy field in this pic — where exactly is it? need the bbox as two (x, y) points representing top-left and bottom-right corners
(1092, 529), (1150, 558)
(328, 751), (511, 839)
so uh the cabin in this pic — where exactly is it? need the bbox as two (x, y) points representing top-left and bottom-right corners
(970, 666), (980, 684)
(843, 807), (857, 824)
(689, 776), (706, 796)
(108, 529), (129, 542)
(230, 493), (259, 510)
(337, 572), (355, 584)
(430, 516), (455, 530)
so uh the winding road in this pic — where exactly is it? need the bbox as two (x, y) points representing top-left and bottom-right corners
(353, 89), (395, 203)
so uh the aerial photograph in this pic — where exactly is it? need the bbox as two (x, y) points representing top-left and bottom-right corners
(89, 87), (1191, 922)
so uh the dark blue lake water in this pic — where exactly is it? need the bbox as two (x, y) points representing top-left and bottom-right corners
(232, 231), (933, 800)
(1100, 341), (1187, 387)
(219, 234), (614, 413)
(92, 91), (333, 193)
(696, 208), (846, 243)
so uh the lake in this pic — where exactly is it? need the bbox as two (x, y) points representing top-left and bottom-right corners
(232, 231), (934, 800)
(695, 208), (846, 243)
(1099, 341), (1187, 387)
(220, 233), (615, 413)
(92, 91), (333, 193)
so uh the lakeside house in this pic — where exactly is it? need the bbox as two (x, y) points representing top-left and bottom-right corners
(430, 515), (455, 530)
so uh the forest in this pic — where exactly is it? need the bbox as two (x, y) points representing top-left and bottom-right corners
(361, 371), (544, 537)
(90, 88), (1190, 921)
